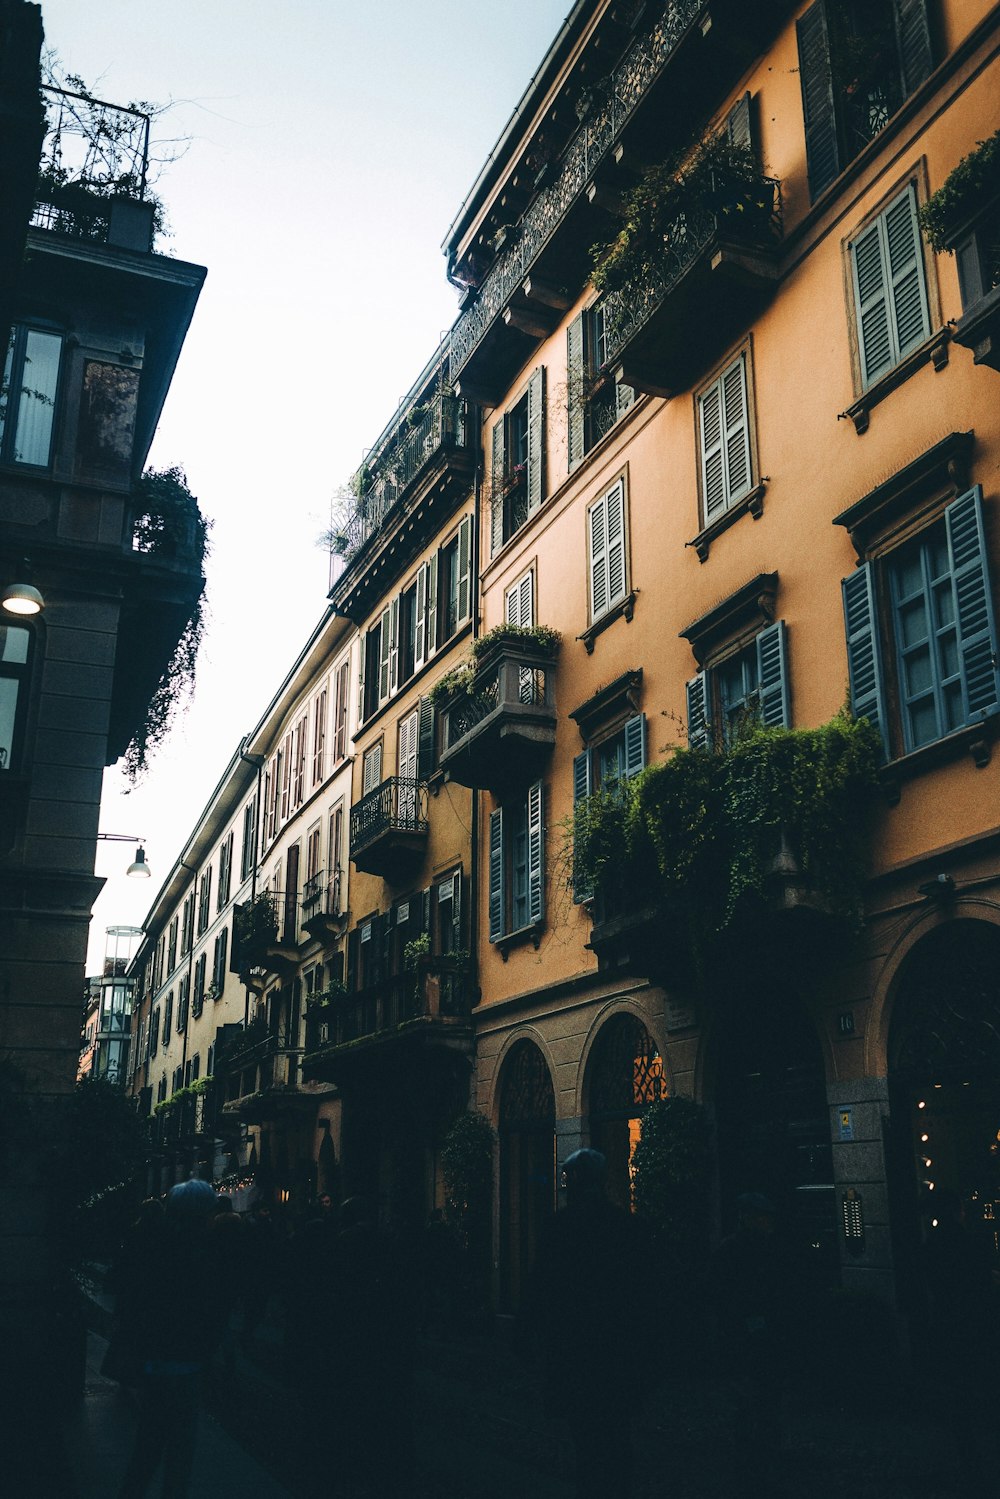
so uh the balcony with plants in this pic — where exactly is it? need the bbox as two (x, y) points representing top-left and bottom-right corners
(447, 0), (791, 397)
(437, 625), (560, 795)
(595, 136), (782, 396)
(920, 129), (1000, 373)
(150, 1076), (214, 1146)
(349, 776), (429, 879)
(574, 713), (880, 981)
(300, 866), (347, 942)
(232, 892), (296, 987)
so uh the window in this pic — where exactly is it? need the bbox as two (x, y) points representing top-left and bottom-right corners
(567, 305), (635, 471)
(241, 797), (257, 882)
(797, 0), (933, 201)
(162, 991), (173, 1043)
(490, 367), (545, 554)
(217, 832), (234, 910)
(283, 844), (299, 944)
(849, 183), (930, 390)
(149, 1010), (159, 1059)
(697, 350), (754, 528)
(291, 714), (307, 809)
(436, 870), (463, 954)
(177, 974), (190, 1033)
(212, 928), (229, 996)
(192, 954), (207, 1018)
(572, 714), (646, 901)
(843, 486), (1000, 758)
(687, 621), (790, 750)
(0, 324), (62, 467)
(0, 623), (32, 772)
(197, 868), (212, 935)
(588, 477), (628, 624)
(312, 686), (327, 787)
(488, 780), (545, 942)
(361, 741), (382, 795)
(439, 516), (473, 644)
(166, 917), (178, 975)
(333, 659), (350, 762)
(328, 803), (344, 914)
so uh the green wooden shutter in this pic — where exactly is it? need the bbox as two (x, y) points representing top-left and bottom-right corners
(572, 750), (593, 904)
(946, 486), (1000, 722)
(686, 672), (711, 750)
(885, 186), (930, 360)
(414, 564), (427, 669)
(418, 697), (436, 779)
(851, 218), (892, 387)
(623, 713), (646, 778)
(377, 607), (391, 703)
(488, 808), (505, 942)
(726, 91), (753, 154)
(722, 354), (751, 503)
(527, 366), (545, 515)
(490, 419), (505, 556)
(426, 553), (438, 656)
(797, 0), (840, 200)
(606, 478), (627, 609)
(756, 620), (791, 728)
(893, 0), (933, 96)
(589, 492), (609, 620)
(842, 564), (889, 756)
(567, 313), (586, 473)
(852, 187), (929, 388)
(456, 514), (472, 625)
(451, 868), (462, 947)
(699, 378), (726, 522)
(527, 780), (544, 926)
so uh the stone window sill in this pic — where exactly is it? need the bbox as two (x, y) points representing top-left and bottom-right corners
(841, 329), (950, 436)
(577, 590), (637, 654)
(493, 922), (543, 960)
(687, 484), (765, 563)
(879, 716), (998, 805)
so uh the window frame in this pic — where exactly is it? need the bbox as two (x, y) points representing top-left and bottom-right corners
(848, 179), (932, 394)
(488, 780), (545, 944)
(587, 474), (629, 626)
(490, 366), (545, 556)
(0, 620), (34, 774)
(0, 322), (63, 470)
(695, 345), (757, 531)
(567, 303), (635, 472)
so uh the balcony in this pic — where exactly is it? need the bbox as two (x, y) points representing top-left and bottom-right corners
(439, 634), (558, 794)
(232, 894), (297, 987)
(301, 867), (348, 942)
(349, 777), (429, 879)
(602, 175), (782, 396)
(448, 0), (791, 398)
(303, 957), (472, 1082)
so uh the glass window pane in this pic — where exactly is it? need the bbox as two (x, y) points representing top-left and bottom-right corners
(14, 330), (60, 465)
(0, 677), (18, 767)
(902, 645), (933, 697)
(0, 330), (13, 449)
(938, 631), (959, 681)
(908, 698), (939, 748)
(897, 597), (928, 649)
(0, 625), (29, 664)
(943, 681), (963, 733)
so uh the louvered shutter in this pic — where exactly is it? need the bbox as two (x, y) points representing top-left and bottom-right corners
(606, 479), (627, 610)
(527, 366), (545, 515)
(491, 419), (505, 556)
(418, 697), (436, 779)
(756, 620), (791, 728)
(589, 493), (609, 620)
(414, 564), (427, 669)
(426, 553), (438, 656)
(377, 608), (391, 704)
(567, 313), (586, 472)
(885, 186), (930, 361)
(362, 741), (382, 793)
(527, 780), (545, 926)
(388, 597), (400, 696)
(506, 570), (533, 628)
(488, 808), (505, 942)
(726, 91), (753, 154)
(686, 672), (711, 750)
(946, 486), (1000, 723)
(797, 0), (840, 200)
(699, 379), (726, 523)
(842, 564), (889, 757)
(572, 750), (593, 903)
(893, 0), (933, 96)
(623, 713), (646, 778)
(456, 514), (472, 625)
(398, 708), (418, 781)
(722, 355), (751, 504)
(451, 869), (462, 947)
(616, 379), (635, 420)
(851, 217), (891, 388)
(852, 187), (929, 389)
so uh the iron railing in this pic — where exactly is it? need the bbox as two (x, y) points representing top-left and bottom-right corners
(443, 648), (554, 754)
(32, 84), (152, 245)
(448, 0), (705, 381)
(350, 777), (428, 856)
(305, 957), (472, 1053)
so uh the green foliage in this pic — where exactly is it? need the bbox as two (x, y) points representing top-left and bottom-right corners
(441, 1112), (495, 1246)
(428, 660), (476, 705)
(234, 891), (279, 954)
(592, 135), (771, 295)
(403, 932), (431, 970)
(123, 467), (209, 784)
(919, 130), (1000, 252)
(470, 623), (562, 661)
(306, 980), (347, 1009)
(152, 1075), (212, 1114)
(632, 1096), (714, 1257)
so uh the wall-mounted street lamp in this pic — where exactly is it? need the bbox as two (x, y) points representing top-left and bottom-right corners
(97, 832), (151, 879)
(1, 577), (44, 616)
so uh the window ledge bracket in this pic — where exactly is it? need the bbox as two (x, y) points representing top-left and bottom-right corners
(687, 484), (765, 563)
(878, 716), (998, 804)
(577, 591), (638, 655)
(493, 923), (544, 960)
(840, 329), (951, 436)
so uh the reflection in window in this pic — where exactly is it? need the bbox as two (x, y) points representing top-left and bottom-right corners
(0, 623), (31, 770)
(0, 326), (62, 467)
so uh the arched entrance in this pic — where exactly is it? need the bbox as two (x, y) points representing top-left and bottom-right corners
(887, 919), (1000, 1307)
(714, 985), (837, 1283)
(586, 1013), (668, 1212)
(498, 1040), (555, 1310)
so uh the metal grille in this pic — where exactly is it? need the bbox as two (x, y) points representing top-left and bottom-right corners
(500, 1041), (555, 1129)
(349, 776), (428, 853)
(589, 1014), (668, 1118)
(890, 922), (1000, 1078)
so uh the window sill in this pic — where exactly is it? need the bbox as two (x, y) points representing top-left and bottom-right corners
(840, 329), (951, 436)
(879, 716), (999, 805)
(577, 591), (637, 654)
(493, 922), (543, 960)
(686, 483), (765, 564)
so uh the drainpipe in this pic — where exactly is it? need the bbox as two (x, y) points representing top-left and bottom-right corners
(469, 402), (483, 1038)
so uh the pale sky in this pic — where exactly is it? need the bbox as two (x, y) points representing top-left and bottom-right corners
(36, 0), (573, 971)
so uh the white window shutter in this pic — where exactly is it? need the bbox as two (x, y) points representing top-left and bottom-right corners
(852, 218), (892, 387)
(589, 494), (609, 621)
(699, 379), (726, 522)
(491, 420), (505, 556)
(378, 608), (391, 704)
(456, 514), (472, 625)
(414, 564), (427, 670)
(606, 479), (627, 609)
(722, 355), (751, 504)
(426, 554), (438, 657)
(527, 780), (544, 926)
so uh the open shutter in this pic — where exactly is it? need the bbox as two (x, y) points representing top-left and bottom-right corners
(623, 713), (646, 778)
(488, 808), (505, 942)
(377, 608), (391, 704)
(616, 378), (635, 420)
(589, 493), (609, 621)
(414, 564), (427, 669)
(606, 478), (627, 609)
(572, 750), (593, 904)
(491, 419), (505, 556)
(398, 708), (418, 781)
(456, 514), (472, 625)
(946, 486), (1000, 723)
(885, 186), (930, 361)
(567, 313), (586, 473)
(686, 672), (711, 751)
(418, 697), (436, 779)
(893, 0), (933, 96)
(527, 780), (545, 926)
(506, 570), (533, 628)
(726, 91), (753, 154)
(527, 365), (545, 515)
(451, 868), (462, 947)
(425, 553), (438, 657)
(842, 564), (889, 757)
(756, 620), (791, 728)
(388, 597), (400, 696)
(797, 0), (840, 200)
(851, 218), (892, 388)
(362, 741), (382, 793)
(699, 379), (726, 523)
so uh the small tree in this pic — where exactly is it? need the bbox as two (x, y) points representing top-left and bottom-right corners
(632, 1096), (714, 1267)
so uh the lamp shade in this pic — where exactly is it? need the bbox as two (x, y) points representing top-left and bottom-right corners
(126, 845), (151, 879)
(2, 581), (44, 616)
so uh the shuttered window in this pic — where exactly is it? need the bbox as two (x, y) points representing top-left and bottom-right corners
(567, 307), (635, 473)
(572, 713), (646, 902)
(362, 741), (382, 795)
(698, 352), (752, 526)
(491, 368), (546, 554)
(850, 184), (930, 389)
(686, 623), (791, 749)
(588, 477), (628, 623)
(488, 780), (545, 940)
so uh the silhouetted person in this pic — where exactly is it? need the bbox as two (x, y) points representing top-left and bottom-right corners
(524, 1148), (650, 1499)
(116, 1179), (226, 1499)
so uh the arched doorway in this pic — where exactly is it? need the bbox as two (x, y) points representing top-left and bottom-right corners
(714, 985), (837, 1283)
(887, 919), (1000, 1307)
(586, 1013), (668, 1212)
(498, 1040), (555, 1310)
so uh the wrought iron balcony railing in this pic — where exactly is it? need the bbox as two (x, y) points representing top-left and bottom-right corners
(305, 957), (472, 1057)
(32, 86), (156, 249)
(350, 776), (429, 859)
(440, 638), (558, 792)
(448, 0), (705, 383)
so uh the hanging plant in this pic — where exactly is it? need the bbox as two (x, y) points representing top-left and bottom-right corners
(919, 130), (1000, 251)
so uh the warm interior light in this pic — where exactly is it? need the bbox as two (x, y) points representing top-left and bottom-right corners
(126, 845), (151, 879)
(918, 1100), (926, 1109)
(921, 1133), (929, 1142)
(1, 581), (44, 616)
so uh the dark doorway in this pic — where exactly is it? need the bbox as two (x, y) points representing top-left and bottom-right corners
(586, 1013), (668, 1212)
(498, 1041), (555, 1310)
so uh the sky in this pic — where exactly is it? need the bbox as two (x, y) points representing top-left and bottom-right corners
(36, 0), (573, 971)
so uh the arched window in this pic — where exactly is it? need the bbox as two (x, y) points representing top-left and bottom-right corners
(586, 1014), (667, 1211)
